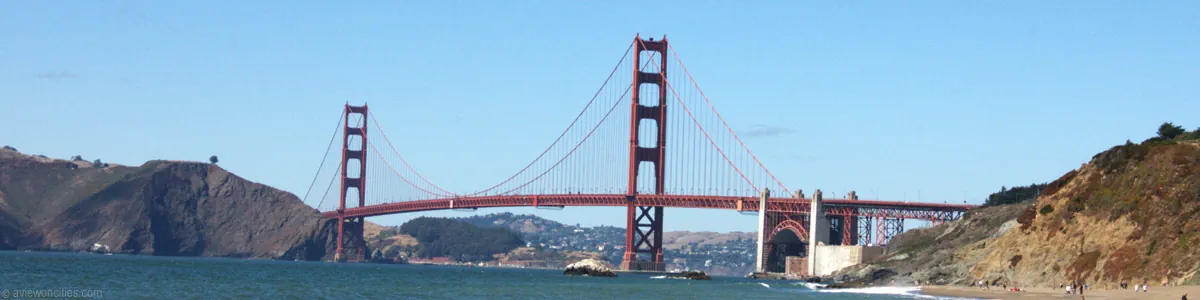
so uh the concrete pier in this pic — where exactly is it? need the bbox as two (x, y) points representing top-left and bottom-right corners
(807, 189), (828, 276)
(754, 188), (769, 273)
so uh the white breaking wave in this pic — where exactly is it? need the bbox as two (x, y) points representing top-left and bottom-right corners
(647, 275), (688, 280)
(815, 286), (978, 299)
(794, 282), (827, 290)
(758, 282), (770, 288)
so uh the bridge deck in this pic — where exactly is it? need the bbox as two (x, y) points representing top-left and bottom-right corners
(321, 193), (973, 221)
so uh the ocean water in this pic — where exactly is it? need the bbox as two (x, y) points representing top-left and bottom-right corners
(0, 251), (967, 299)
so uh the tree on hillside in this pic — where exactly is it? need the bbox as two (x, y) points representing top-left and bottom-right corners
(209, 155), (219, 164)
(93, 159), (104, 167)
(1158, 122), (1185, 140)
(2, 145), (16, 151)
(983, 183), (1048, 207)
(71, 155), (84, 161)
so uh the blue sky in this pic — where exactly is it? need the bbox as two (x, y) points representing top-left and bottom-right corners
(3, 1), (1197, 232)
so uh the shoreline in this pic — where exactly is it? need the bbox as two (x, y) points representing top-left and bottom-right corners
(921, 284), (1197, 299)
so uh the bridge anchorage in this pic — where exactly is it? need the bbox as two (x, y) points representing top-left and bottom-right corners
(311, 35), (975, 266)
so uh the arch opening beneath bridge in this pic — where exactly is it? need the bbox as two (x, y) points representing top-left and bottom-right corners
(765, 219), (808, 273)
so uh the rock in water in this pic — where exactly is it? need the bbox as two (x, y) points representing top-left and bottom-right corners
(563, 258), (617, 277)
(667, 271), (712, 280)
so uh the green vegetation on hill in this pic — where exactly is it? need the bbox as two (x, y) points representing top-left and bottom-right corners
(1144, 122), (1200, 144)
(398, 217), (525, 262)
(981, 122), (1199, 209)
(982, 183), (1048, 207)
(455, 212), (572, 237)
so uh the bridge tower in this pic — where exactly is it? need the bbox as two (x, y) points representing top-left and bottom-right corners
(621, 34), (668, 272)
(335, 103), (369, 262)
(842, 191), (859, 245)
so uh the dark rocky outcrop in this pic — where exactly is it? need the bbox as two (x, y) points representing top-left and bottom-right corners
(563, 258), (617, 277)
(0, 208), (19, 250)
(666, 271), (711, 280)
(1, 148), (348, 261)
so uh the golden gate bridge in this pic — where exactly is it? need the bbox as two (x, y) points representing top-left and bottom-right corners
(302, 35), (974, 271)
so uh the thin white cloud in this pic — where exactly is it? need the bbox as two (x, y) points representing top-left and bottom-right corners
(36, 71), (80, 80)
(742, 125), (795, 139)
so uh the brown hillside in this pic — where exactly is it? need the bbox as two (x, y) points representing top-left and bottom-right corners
(0, 149), (136, 230)
(0, 149), (137, 249)
(968, 141), (1200, 287)
(1, 148), (350, 260)
(836, 139), (1200, 288)
(662, 231), (756, 250)
(22, 160), (333, 259)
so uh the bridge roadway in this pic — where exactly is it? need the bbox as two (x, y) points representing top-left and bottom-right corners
(321, 194), (974, 221)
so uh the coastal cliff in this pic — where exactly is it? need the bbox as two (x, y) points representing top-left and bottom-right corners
(0, 148), (341, 260)
(967, 139), (1200, 287)
(838, 132), (1200, 287)
(833, 200), (1032, 286)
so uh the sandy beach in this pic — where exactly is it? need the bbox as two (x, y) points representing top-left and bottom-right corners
(921, 285), (1197, 299)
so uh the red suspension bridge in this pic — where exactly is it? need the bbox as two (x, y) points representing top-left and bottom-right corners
(304, 35), (974, 271)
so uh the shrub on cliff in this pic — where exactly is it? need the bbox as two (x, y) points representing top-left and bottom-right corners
(1176, 127), (1200, 141)
(1038, 204), (1054, 215)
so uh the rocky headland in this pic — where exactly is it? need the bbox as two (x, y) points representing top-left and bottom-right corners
(0, 148), (351, 260)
